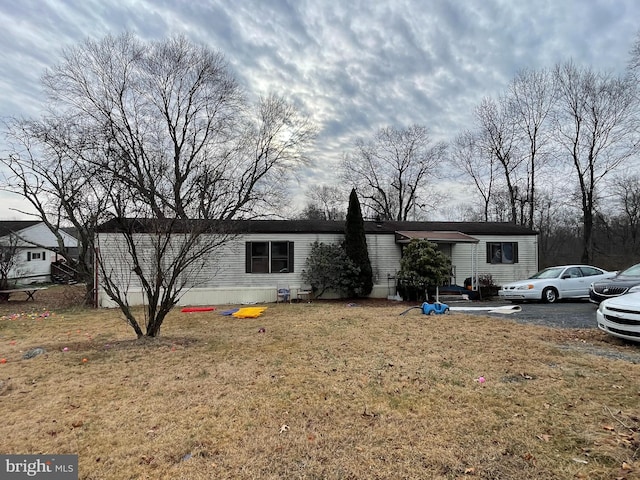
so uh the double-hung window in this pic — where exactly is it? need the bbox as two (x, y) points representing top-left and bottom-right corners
(246, 241), (294, 273)
(27, 251), (46, 261)
(486, 242), (518, 264)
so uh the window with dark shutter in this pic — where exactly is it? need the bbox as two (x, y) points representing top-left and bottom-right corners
(288, 241), (294, 273)
(246, 241), (295, 273)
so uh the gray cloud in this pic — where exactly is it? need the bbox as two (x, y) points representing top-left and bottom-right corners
(0, 0), (638, 217)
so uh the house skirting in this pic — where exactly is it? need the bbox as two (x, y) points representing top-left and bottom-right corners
(96, 285), (390, 307)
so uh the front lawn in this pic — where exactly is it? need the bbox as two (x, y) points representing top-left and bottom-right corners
(1, 294), (639, 479)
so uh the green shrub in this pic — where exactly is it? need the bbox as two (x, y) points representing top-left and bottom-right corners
(397, 239), (451, 301)
(302, 241), (360, 298)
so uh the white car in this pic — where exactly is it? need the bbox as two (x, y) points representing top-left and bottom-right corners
(498, 265), (615, 304)
(597, 292), (640, 342)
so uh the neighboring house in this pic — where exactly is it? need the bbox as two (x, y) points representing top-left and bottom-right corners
(0, 220), (79, 284)
(95, 219), (538, 307)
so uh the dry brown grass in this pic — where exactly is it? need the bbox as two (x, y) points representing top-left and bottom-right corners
(1, 286), (639, 479)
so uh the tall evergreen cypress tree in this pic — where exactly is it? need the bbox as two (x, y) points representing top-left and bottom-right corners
(344, 188), (373, 297)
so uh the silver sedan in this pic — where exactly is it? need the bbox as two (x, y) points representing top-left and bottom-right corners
(498, 265), (615, 304)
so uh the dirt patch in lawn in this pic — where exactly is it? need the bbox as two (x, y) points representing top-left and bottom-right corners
(0, 291), (639, 479)
(0, 283), (88, 313)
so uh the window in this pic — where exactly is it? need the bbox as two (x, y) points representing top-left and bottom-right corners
(271, 242), (290, 273)
(486, 242), (518, 264)
(579, 266), (605, 277)
(246, 241), (294, 273)
(27, 252), (46, 261)
(564, 267), (582, 278)
(249, 242), (269, 273)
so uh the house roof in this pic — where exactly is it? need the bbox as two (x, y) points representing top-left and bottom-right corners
(0, 221), (79, 248)
(0, 220), (42, 237)
(97, 218), (538, 236)
(395, 230), (480, 243)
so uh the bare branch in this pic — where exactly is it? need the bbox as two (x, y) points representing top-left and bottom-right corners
(342, 125), (445, 221)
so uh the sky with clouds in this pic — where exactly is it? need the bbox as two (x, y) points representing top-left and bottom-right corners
(0, 0), (638, 219)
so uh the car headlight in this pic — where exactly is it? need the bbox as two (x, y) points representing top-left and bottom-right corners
(516, 284), (534, 290)
(628, 285), (640, 293)
(598, 302), (605, 313)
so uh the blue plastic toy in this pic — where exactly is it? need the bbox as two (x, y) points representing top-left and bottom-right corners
(399, 301), (450, 316)
(421, 302), (450, 315)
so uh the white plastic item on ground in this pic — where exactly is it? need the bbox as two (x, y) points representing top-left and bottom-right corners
(449, 305), (522, 314)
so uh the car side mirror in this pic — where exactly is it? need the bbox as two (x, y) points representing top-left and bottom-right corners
(561, 274), (571, 279)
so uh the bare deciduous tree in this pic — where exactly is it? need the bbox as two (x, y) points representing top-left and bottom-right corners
(219, 94), (317, 219)
(2, 34), (315, 337)
(95, 218), (233, 337)
(342, 125), (446, 221)
(2, 118), (110, 304)
(0, 233), (21, 293)
(507, 67), (556, 228)
(611, 172), (640, 254)
(300, 185), (346, 220)
(552, 61), (639, 263)
(450, 130), (496, 221)
(474, 96), (522, 224)
(628, 30), (640, 77)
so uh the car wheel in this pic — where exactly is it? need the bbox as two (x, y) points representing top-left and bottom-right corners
(542, 287), (558, 303)
(428, 310), (436, 315)
(444, 308), (450, 314)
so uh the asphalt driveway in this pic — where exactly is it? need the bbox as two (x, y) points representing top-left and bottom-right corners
(446, 298), (640, 363)
(454, 298), (600, 329)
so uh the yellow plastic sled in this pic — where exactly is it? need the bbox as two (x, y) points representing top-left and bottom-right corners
(232, 306), (267, 318)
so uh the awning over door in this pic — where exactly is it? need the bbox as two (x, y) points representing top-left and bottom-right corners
(395, 230), (479, 244)
(394, 230), (480, 290)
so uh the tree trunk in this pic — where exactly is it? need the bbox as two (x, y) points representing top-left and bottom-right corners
(84, 282), (94, 307)
(581, 209), (593, 264)
(146, 312), (168, 337)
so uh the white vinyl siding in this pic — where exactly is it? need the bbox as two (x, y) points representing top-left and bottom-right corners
(448, 236), (538, 288)
(449, 243), (480, 286)
(470, 235), (537, 286)
(96, 231), (403, 306)
(0, 222), (79, 283)
(95, 229), (538, 306)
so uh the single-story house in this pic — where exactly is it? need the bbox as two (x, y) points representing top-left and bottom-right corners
(0, 220), (79, 284)
(95, 219), (538, 307)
